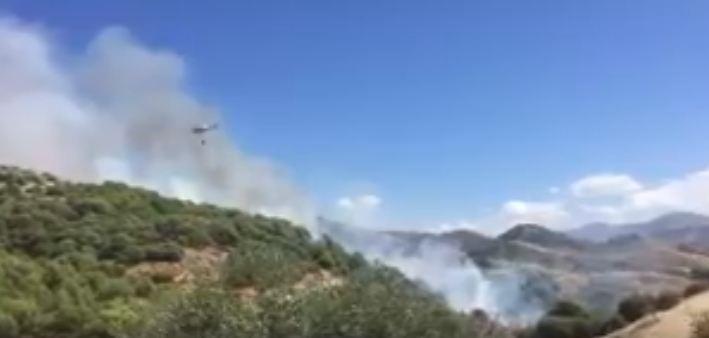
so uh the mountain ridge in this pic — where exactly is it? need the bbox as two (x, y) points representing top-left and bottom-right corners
(566, 211), (709, 245)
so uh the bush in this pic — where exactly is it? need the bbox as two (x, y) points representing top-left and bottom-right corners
(115, 245), (146, 265)
(181, 226), (212, 247)
(0, 312), (19, 337)
(131, 276), (156, 298)
(547, 300), (589, 318)
(311, 245), (337, 269)
(685, 283), (709, 298)
(692, 267), (709, 280)
(654, 290), (681, 311)
(693, 311), (709, 338)
(207, 222), (239, 246)
(154, 218), (185, 240)
(222, 240), (305, 289)
(97, 278), (135, 301)
(98, 234), (140, 262)
(533, 316), (593, 338)
(618, 294), (654, 322)
(132, 288), (261, 338)
(71, 198), (113, 216)
(597, 315), (628, 336)
(144, 243), (183, 262)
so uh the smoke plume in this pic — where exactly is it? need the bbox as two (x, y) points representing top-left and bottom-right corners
(320, 219), (547, 323)
(0, 19), (314, 226)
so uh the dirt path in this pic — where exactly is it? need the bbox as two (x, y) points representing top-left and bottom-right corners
(604, 291), (709, 338)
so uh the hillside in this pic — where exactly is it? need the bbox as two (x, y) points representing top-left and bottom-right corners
(384, 228), (497, 257)
(0, 165), (491, 338)
(603, 290), (709, 338)
(387, 220), (709, 315)
(567, 212), (709, 244)
(499, 223), (588, 250)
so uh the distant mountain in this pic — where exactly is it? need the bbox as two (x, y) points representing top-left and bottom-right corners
(387, 219), (709, 313)
(567, 212), (709, 244)
(385, 228), (497, 256)
(499, 223), (587, 250)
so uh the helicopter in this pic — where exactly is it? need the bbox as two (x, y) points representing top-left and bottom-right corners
(192, 123), (218, 145)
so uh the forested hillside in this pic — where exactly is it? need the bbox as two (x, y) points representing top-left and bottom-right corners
(0, 165), (497, 338)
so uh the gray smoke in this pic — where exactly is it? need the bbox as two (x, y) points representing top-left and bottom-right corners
(373, 241), (547, 323)
(0, 19), (314, 226)
(320, 219), (547, 323)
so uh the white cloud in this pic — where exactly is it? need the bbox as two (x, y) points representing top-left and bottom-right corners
(429, 220), (480, 234)
(500, 200), (569, 227)
(337, 194), (381, 211)
(562, 168), (709, 225)
(428, 167), (709, 234)
(570, 174), (643, 198)
(332, 194), (383, 230)
(627, 169), (709, 215)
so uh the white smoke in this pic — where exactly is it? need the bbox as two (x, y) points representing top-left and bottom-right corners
(0, 18), (314, 226)
(320, 220), (547, 323)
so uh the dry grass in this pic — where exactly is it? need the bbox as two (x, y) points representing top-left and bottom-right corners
(692, 311), (709, 338)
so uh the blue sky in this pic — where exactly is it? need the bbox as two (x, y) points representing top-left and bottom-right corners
(4, 0), (709, 230)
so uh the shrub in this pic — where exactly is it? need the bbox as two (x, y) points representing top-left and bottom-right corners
(150, 270), (177, 284)
(132, 287), (261, 338)
(207, 222), (239, 246)
(98, 234), (136, 261)
(115, 245), (146, 265)
(0, 312), (19, 337)
(347, 251), (368, 271)
(144, 243), (183, 262)
(693, 311), (709, 338)
(654, 290), (681, 311)
(97, 278), (135, 301)
(222, 240), (305, 289)
(597, 315), (628, 336)
(181, 226), (212, 248)
(692, 267), (709, 280)
(311, 245), (337, 269)
(618, 294), (654, 322)
(533, 316), (593, 338)
(71, 198), (113, 216)
(547, 300), (589, 318)
(131, 276), (156, 298)
(685, 283), (709, 298)
(98, 299), (145, 334)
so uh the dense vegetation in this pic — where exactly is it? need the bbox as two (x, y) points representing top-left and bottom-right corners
(0, 166), (504, 338)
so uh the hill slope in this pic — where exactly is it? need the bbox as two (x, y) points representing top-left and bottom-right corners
(388, 220), (709, 315)
(567, 212), (709, 244)
(0, 165), (486, 338)
(499, 223), (587, 250)
(604, 290), (709, 338)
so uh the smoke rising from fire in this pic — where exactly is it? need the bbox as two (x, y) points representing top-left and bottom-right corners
(0, 18), (314, 226)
